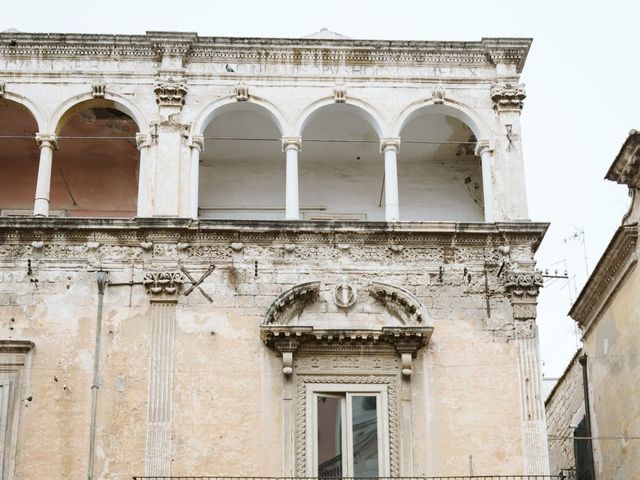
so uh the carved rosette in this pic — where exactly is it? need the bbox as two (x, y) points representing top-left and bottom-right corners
(143, 271), (184, 299)
(490, 82), (526, 113)
(153, 77), (188, 107)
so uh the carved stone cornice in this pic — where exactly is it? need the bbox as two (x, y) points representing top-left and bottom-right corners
(147, 31), (197, 58)
(0, 340), (35, 354)
(606, 130), (640, 189)
(153, 77), (188, 107)
(490, 82), (526, 113)
(143, 271), (184, 300)
(569, 225), (638, 336)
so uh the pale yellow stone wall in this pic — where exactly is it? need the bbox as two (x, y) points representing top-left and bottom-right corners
(583, 264), (640, 479)
(0, 222), (547, 479)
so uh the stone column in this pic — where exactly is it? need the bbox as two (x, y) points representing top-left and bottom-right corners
(33, 133), (58, 216)
(136, 133), (153, 217)
(475, 141), (496, 222)
(381, 138), (400, 222)
(142, 271), (184, 476)
(282, 137), (301, 220)
(503, 269), (550, 474)
(188, 135), (204, 219)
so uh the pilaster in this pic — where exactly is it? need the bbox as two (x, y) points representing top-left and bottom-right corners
(143, 271), (184, 476)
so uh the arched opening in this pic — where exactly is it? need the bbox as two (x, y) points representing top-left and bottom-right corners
(398, 110), (484, 221)
(0, 99), (40, 215)
(198, 103), (284, 220)
(52, 100), (139, 217)
(300, 104), (383, 221)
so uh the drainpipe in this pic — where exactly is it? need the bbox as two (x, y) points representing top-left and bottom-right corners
(88, 271), (108, 480)
(578, 354), (596, 479)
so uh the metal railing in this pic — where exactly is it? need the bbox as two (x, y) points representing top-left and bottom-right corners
(133, 476), (569, 480)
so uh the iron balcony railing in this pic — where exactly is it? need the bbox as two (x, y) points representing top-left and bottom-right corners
(133, 476), (570, 480)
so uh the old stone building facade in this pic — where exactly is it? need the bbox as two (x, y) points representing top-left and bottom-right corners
(0, 30), (554, 478)
(547, 130), (640, 480)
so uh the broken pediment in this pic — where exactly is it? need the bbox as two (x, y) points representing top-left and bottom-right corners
(260, 280), (434, 377)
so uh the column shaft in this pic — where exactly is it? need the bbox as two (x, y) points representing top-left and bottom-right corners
(33, 135), (57, 216)
(383, 144), (400, 222)
(283, 139), (300, 220)
(189, 143), (202, 220)
(480, 149), (495, 222)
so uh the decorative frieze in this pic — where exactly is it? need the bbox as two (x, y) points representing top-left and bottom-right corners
(153, 77), (188, 107)
(491, 82), (526, 113)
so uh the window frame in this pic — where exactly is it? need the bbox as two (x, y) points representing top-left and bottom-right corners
(306, 383), (390, 477)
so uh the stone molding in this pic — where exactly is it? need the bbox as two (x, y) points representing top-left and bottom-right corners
(263, 281), (320, 326)
(370, 281), (431, 325)
(0, 340), (35, 354)
(153, 77), (188, 107)
(569, 225), (638, 336)
(0, 32), (531, 72)
(491, 82), (526, 112)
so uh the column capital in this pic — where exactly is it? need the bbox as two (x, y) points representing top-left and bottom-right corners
(136, 132), (153, 150)
(188, 134), (205, 152)
(282, 136), (302, 152)
(35, 133), (58, 150)
(143, 271), (184, 302)
(490, 82), (526, 113)
(380, 137), (401, 154)
(474, 139), (494, 156)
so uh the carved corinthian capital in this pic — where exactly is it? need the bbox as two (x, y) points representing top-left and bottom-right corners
(143, 271), (184, 299)
(490, 82), (526, 113)
(502, 269), (543, 321)
(154, 77), (188, 107)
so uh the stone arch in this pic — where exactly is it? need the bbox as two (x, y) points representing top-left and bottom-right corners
(0, 91), (47, 133)
(48, 92), (146, 134)
(393, 98), (489, 140)
(192, 95), (288, 136)
(294, 96), (387, 138)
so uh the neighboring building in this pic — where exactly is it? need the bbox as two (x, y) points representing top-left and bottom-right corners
(548, 130), (640, 480)
(0, 31), (555, 478)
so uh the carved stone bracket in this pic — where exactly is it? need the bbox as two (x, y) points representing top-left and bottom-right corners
(432, 84), (445, 104)
(143, 271), (184, 300)
(154, 77), (188, 107)
(91, 81), (105, 98)
(234, 82), (249, 101)
(333, 85), (346, 103)
(491, 82), (526, 113)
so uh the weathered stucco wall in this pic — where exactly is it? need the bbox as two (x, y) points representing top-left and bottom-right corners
(0, 219), (548, 478)
(583, 264), (640, 479)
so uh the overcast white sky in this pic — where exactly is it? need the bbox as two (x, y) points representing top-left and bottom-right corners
(3, 0), (638, 378)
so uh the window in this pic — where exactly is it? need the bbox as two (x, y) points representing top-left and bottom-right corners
(308, 384), (389, 478)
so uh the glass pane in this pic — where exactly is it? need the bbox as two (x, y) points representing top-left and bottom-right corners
(351, 395), (379, 477)
(317, 396), (342, 478)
